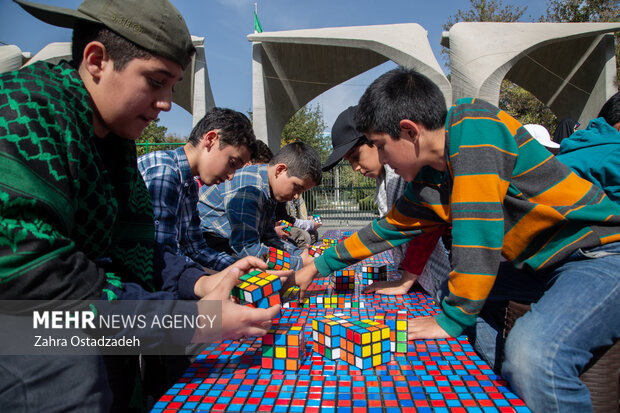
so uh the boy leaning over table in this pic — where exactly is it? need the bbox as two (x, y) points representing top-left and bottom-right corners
(0, 1), (279, 411)
(290, 67), (620, 413)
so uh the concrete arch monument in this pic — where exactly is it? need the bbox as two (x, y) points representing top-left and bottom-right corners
(444, 22), (620, 125)
(247, 23), (450, 149)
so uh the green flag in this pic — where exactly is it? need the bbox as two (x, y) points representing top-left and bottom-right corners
(254, 10), (263, 33)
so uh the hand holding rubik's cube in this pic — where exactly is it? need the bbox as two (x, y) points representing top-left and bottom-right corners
(312, 214), (322, 224)
(231, 269), (282, 309)
(279, 220), (292, 234)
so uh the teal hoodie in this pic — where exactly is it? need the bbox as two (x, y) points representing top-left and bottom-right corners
(557, 117), (620, 203)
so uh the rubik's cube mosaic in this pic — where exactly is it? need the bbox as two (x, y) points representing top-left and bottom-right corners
(262, 323), (306, 370)
(280, 220), (292, 234)
(361, 264), (387, 285)
(330, 268), (356, 291)
(322, 238), (338, 248)
(153, 230), (531, 413)
(312, 313), (347, 360)
(308, 244), (324, 257)
(265, 246), (291, 270)
(231, 269), (281, 303)
(339, 317), (391, 369)
(375, 310), (409, 353)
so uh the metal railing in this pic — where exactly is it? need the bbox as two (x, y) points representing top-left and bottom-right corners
(305, 161), (378, 225)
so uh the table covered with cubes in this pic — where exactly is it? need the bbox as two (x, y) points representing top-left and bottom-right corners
(152, 230), (530, 412)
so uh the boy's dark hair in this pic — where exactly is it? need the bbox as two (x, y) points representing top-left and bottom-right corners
(598, 91), (620, 127)
(72, 21), (153, 71)
(250, 140), (274, 164)
(270, 142), (322, 185)
(355, 67), (447, 138)
(188, 107), (256, 150)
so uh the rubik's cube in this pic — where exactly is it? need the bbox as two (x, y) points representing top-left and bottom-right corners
(361, 264), (387, 285)
(374, 311), (408, 353)
(342, 231), (353, 238)
(330, 269), (355, 291)
(339, 318), (391, 369)
(232, 270), (281, 303)
(280, 220), (292, 234)
(265, 247), (291, 270)
(247, 292), (282, 309)
(312, 214), (322, 224)
(312, 313), (348, 360)
(322, 238), (338, 249)
(308, 245), (324, 257)
(262, 323), (306, 370)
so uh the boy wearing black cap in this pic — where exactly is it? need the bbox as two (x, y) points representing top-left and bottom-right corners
(0, 1), (279, 411)
(323, 106), (449, 297)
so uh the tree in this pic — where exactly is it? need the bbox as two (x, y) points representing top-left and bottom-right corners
(281, 103), (330, 160)
(136, 119), (182, 157)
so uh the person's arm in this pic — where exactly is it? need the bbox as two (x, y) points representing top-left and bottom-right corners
(227, 187), (303, 269)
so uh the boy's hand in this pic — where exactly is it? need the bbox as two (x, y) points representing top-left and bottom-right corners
(407, 316), (451, 340)
(362, 270), (417, 295)
(274, 225), (289, 239)
(300, 248), (314, 267)
(194, 266), (280, 342)
(194, 256), (271, 298)
(295, 262), (318, 302)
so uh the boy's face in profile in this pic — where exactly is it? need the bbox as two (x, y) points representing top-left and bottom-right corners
(198, 137), (251, 186)
(272, 166), (315, 202)
(343, 144), (383, 179)
(90, 54), (183, 140)
(367, 131), (420, 182)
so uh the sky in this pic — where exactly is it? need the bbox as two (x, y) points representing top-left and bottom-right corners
(0, 0), (549, 138)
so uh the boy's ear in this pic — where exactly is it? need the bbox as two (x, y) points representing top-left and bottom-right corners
(399, 119), (421, 143)
(274, 163), (288, 177)
(81, 41), (110, 81)
(201, 130), (219, 150)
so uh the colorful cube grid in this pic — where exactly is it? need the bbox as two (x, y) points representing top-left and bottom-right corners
(280, 219), (292, 234)
(342, 230), (353, 237)
(154, 229), (530, 412)
(312, 214), (322, 224)
(265, 246), (291, 270)
(308, 244), (324, 257)
(280, 287), (365, 309)
(232, 269), (281, 303)
(312, 313), (348, 360)
(361, 264), (387, 285)
(262, 323), (306, 370)
(339, 318), (391, 369)
(322, 238), (338, 248)
(246, 292), (281, 309)
(330, 268), (355, 291)
(375, 310), (408, 353)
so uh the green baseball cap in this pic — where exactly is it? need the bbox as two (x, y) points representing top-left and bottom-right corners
(15, 0), (195, 70)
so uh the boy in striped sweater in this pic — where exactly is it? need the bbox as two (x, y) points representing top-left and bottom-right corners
(292, 67), (620, 412)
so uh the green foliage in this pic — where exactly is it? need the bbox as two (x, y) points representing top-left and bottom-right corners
(281, 104), (330, 160)
(135, 119), (185, 156)
(499, 80), (558, 132)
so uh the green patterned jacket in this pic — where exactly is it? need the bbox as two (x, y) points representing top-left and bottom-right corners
(0, 61), (156, 302)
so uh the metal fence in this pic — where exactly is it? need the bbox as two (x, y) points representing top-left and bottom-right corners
(135, 142), (378, 225)
(305, 162), (378, 226)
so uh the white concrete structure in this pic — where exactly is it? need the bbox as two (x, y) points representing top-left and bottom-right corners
(444, 22), (620, 125)
(248, 24), (450, 149)
(2, 36), (213, 126)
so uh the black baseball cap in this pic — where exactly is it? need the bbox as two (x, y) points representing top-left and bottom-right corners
(15, 0), (195, 70)
(322, 106), (365, 172)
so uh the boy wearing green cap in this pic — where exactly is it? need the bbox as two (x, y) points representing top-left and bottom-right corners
(0, 1), (279, 411)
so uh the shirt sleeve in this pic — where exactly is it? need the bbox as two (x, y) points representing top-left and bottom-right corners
(227, 186), (303, 269)
(315, 183), (446, 276)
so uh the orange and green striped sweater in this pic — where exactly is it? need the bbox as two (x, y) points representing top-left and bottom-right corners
(315, 98), (620, 337)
